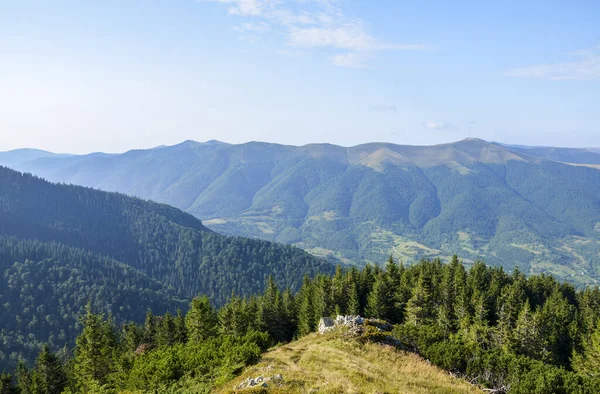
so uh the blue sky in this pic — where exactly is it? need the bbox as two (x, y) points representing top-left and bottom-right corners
(1, 0), (599, 153)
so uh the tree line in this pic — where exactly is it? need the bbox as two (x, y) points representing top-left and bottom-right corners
(3, 256), (600, 393)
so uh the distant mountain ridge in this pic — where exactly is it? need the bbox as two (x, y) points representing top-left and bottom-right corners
(3, 138), (600, 286)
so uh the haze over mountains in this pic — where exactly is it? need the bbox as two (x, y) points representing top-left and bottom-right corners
(3, 138), (600, 286)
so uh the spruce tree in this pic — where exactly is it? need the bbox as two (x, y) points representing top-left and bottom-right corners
(174, 309), (187, 344)
(142, 310), (157, 346)
(185, 295), (218, 342)
(156, 312), (176, 347)
(366, 272), (388, 319)
(573, 322), (600, 377)
(16, 362), (32, 394)
(332, 265), (347, 316)
(0, 374), (17, 394)
(296, 275), (314, 337)
(311, 276), (329, 326)
(404, 276), (432, 326)
(346, 274), (360, 316)
(31, 345), (67, 394)
(73, 305), (115, 392)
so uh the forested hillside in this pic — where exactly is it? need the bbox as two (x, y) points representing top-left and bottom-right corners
(3, 257), (600, 393)
(0, 167), (332, 370)
(5, 139), (600, 286)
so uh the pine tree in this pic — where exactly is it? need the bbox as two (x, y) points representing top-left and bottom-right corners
(346, 272), (360, 316)
(121, 323), (142, 353)
(385, 256), (402, 323)
(514, 300), (543, 360)
(311, 276), (330, 327)
(296, 275), (314, 337)
(73, 305), (115, 392)
(366, 272), (388, 319)
(404, 276), (432, 326)
(0, 374), (17, 394)
(332, 265), (346, 316)
(257, 276), (285, 342)
(186, 295), (218, 342)
(573, 322), (600, 377)
(436, 258), (458, 335)
(142, 310), (157, 346)
(281, 288), (297, 341)
(495, 279), (526, 350)
(156, 312), (176, 347)
(174, 309), (187, 344)
(16, 362), (32, 394)
(31, 345), (67, 394)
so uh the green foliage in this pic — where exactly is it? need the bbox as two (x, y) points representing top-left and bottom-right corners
(573, 323), (600, 377)
(185, 296), (218, 343)
(30, 344), (67, 394)
(0, 166), (332, 370)
(4, 255), (600, 392)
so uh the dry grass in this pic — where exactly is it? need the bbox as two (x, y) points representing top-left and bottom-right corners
(215, 332), (481, 394)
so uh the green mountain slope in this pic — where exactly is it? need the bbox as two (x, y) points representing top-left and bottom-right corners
(4, 139), (600, 285)
(0, 236), (188, 369)
(0, 166), (332, 369)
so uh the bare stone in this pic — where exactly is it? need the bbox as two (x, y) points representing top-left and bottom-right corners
(318, 317), (336, 334)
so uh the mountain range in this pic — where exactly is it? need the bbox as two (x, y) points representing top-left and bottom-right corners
(3, 138), (600, 286)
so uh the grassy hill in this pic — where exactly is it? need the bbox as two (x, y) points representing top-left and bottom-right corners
(4, 139), (600, 286)
(217, 331), (480, 394)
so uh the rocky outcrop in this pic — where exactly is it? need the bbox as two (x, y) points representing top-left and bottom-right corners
(236, 374), (284, 390)
(318, 315), (365, 334)
(318, 317), (336, 334)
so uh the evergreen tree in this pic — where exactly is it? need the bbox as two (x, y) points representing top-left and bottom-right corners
(174, 309), (187, 344)
(257, 276), (286, 343)
(185, 295), (218, 342)
(574, 322), (600, 377)
(366, 272), (388, 319)
(385, 256), (403, 323)
(142, 310), (157, 346)
(404, 276), (432, 326)
(156, 312), (177, 347)
(73, 305), (115, 393)
(311, 276), (330, 326)
(121, 323), (142, 353)
(495, 279), (526, 350)
(31, 345), (67, 394)
(296, 275), (314, 337)
(513, 300), (544, 361)
(16, 362), (32, 394)
(331, 265), (347, 316)
(346, 272), (360, 316)
(281, 288), (297, 341)
(0, 374), (17, 394)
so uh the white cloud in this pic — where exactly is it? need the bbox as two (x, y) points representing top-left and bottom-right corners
(201, 0), (263, 16)
(329, 52), (368, 68)
(288, 23), (373, 51)
(424, 120), (453, 130)
(506, 45), (600, 81)
(199, 0), (428, 67)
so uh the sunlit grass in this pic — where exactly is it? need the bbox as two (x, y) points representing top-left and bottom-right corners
(216, 332), (480, 394)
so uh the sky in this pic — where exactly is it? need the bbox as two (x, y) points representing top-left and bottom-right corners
(1, 0), (599, 153)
